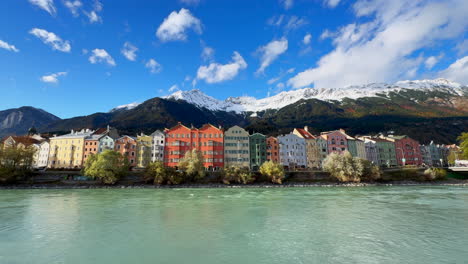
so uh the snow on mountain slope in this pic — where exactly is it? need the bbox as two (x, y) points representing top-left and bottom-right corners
(161, 79), (466, 114)
(110, 102), (141, 112)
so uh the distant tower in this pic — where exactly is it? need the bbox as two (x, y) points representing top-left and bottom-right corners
(28, 126), (37, 136)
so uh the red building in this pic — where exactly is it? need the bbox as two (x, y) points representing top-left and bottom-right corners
(164, 123), (224, 170)
(266, 136), (279, 163)
(114, 135), (137, 167)
(320, 129), (348, 154)
(381, 135), (422, 166)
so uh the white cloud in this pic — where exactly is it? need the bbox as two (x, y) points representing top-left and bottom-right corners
(284, 16), (307, 32)
(85, 0), (103, 23)
(439, 56), (468, 84)
(29, 0), (56, 15)
(168, 84), (179, 92)
(197, 51), (247, 83)
(201, 46), (215, 61)
(89, 49), (116, 66)
(303, 33), (312, 45)
(319, 29), (335, 40)
(288, 0), (468, 89)
(267, 67), (295, 85)
(455, 40), (468, 55)
(29, 28), (71, 52)
(324, 0), (341, 8)
(145, 58), (162, 74)
(425, 55), (440, 69)
(40, 71), (67, 83)
(267, 15), (285, 27)
(256, 37), (288, 74)
(63, 0), (82, 16)
(0, 40), (19, 52)
(121, 42), (138, 61)
(156, 8), (202, 42)
(280, 0), (293, 10)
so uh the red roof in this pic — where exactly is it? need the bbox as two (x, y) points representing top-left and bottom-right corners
(1, 136), (40, 146)
(295, 128), (316, 139)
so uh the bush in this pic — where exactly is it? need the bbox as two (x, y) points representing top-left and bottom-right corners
(222, 166), (254, 184)
(83, 150), (129, 184)
(259, 161), (285, 184)
(0, 146), (36, 183)
(424, 168), (447, 181)
(178, 149), (205, 182)
(145, 161), (184, 185)
(323, 151), (381, 182)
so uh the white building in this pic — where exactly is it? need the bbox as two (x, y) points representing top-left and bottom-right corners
(33, 141), (50, 168)
(150, 130), (165, 162)
(98, 135), (115, 153)
(278, 133), (307, 168)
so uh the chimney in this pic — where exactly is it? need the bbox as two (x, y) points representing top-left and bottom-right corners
(107, 125), (110, 132)
(304, 126), (309, 132)
(339, 128), (345, 133)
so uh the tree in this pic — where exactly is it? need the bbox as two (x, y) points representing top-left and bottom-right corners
(323, 151), (361, 182)
(424, 168), (447, 181)
(259, 161), (285, 184)
(83, 150), (129, 184)
(222, 166), (254, 184)
(178, 149), (205, 182)
(458, 132), (468, 159)
(358, 159), (382, 181)
(0, 146), (36, 183)
(145, 161), (184, 185)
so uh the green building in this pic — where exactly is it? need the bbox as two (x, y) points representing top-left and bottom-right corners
(374, 138), (397, 167)
(249, 133), (267, 170)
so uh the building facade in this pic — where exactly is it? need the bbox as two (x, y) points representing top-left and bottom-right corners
(48, 129), (93, 168)
(150, 130), (165, 163)
(136, 134), (153, 168)
(380, 135), (421, 166)
(224, 126), (250, 168)
(115, 135), (137, 167)
(266, 136), (279, 163)
(34, 141), (50, 168)
(321, 129), (348, 154)
(361, 138), (380, 166)
(249, 133), (267, 170)
(278, 133), (307, 169)
(83, 135), (102, 163)
(293, 127), (321, 168)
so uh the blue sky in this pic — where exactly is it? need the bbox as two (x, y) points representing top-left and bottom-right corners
(1, 0), (467, 118)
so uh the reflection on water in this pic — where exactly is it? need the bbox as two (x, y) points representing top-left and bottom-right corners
(0, 187), (467, 264)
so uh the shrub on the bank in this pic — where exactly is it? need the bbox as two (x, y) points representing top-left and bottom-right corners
(259, 161), (285, 184)
(83, 150), (129, 184)
(0, 146), (36, 183)
(222, 166), (254, 184)
(323, 151), (381, 182)
(178, 149), (205, 181)
(423, 168), (447, 181)
(145, 161), (184, 185)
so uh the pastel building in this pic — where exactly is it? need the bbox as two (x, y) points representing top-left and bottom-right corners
(224, 126), (250, 168)
(33, 141), (50, 168)
(249, 133), (267, 170)
(266, 136), (279, 163)
(293, 127), (321, 168)
(360, 137), (380, 166)
(316, 136), (328, 166)
(115, 135), (137, 167)
(164, 123), (224, 170)
(320, 129), (348, 154)
(150, 130), (165, 162)
(136, 134), (153, 168)
(278, 133), (307, 168)
(380, 135), (421, 166)
(48, 129), (94, 168)
(83, 135), (101, 163)
(347, 138), (367, 159)
(420, 144), (432, 166)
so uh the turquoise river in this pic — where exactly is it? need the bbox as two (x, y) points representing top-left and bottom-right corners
(1, 186), (468, 264)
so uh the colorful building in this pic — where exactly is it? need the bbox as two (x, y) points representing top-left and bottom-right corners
(115, 135), (137, 167)
(266, 136), (279, 163)
(360, 137), (380, 166)
(150, 130), (165, 163)
(347, 138), (367, 159)
(136, 134), (153, 168)
(293, 127), (321, 168)
(48, 129), (93, 168)
(380, 135), (421, 166)
(249, 133), (267, 170)
(83, 135), (102, 163)
(224, 125), (250, 168)
(320, 129), (348, 154)
(164, 123), (224, 170)
(278, 132), (307, 169)
(33, 141), (50, 168)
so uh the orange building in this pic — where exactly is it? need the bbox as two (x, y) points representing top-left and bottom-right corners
(266, 136), (279, 163)
(114, 135), (137, 167)
(164, 123), (224, 170)
(83, 135), (101, 163)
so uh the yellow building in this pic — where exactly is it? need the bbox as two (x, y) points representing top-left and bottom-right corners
(136, 134), (152, 168)
(48, 129), (94, 169)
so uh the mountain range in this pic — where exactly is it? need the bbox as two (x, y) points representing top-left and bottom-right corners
(1, 78), (467, 144)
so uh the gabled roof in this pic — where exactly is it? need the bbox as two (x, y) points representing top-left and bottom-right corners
(199, 123), (223, 132)
(294, 128), (316, 139)
(166, 122), (193, 132)
(2, 136), (40, 147)
(116, 135), (136, 141)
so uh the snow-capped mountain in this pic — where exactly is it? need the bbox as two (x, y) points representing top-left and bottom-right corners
(162, 78), (467, 113)
(110, 102), (141, 112)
